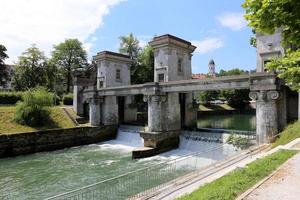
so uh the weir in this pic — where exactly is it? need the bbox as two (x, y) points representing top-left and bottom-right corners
(74, 34), (299, 158)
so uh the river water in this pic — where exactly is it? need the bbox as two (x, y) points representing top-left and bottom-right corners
(0, 126), (248, 199)
(197, 113), (256, 131)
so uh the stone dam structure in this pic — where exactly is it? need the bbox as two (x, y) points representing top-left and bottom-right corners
(73, 34), (299, 157)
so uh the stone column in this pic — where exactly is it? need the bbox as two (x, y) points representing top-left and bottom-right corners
(184, 93), (197, 128)
(89, 97), (102, 126)
(102, 96), (118, 125)
(73, 85), (84, 116)
(249, 90), (280, 143)
(144, 94), (168, 132)
(124, 96), (137, 123)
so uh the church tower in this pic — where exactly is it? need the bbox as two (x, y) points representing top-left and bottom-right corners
(208, 59), (216, 77)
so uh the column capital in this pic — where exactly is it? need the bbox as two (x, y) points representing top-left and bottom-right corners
(249, 90), (280, 101)
(143, 94), (167, 103)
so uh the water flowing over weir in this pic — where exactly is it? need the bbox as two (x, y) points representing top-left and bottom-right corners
(0, 126), (255, 200)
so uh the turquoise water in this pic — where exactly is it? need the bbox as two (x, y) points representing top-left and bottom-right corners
(0, 129), (241, 200)
(197, 114), (256, 131)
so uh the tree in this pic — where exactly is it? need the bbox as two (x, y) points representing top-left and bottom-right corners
(242, 0), (300, 91)
(12, 45), (50, 91)
(0, 44), (9, 87)
(197, 90), (219, 104)
(217, 68), (247, 77)
(218, 69), (250, 109)
(119, 33), (141, 80)
(134, 45), (154, 84)
(267, 50), (300, 91)
(51, 39), (88, 93)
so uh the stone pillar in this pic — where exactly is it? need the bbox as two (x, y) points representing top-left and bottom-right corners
(124, 96), (137, 123)
(89, 98), (102, 126)
(73, 84), (84, 116)
(277, 87), (287, 130)
(145, 94), (168, 132)
(102, 96), (118, 125)
(140, 93), (180, 150)
(249, 90), (280, 143)
(184, 93), (197, 128)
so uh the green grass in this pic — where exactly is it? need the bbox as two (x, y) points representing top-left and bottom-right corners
(0, 106), (76, 135)
(272, 120), (300, 148)
(178, 150), (297, 200)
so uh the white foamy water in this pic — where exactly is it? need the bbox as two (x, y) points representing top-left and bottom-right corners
(99, 125), (144, 152)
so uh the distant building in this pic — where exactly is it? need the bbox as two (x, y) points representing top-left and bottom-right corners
(192, 73), (207, 79)
(0, 64), (15, 90)
(208, 59), (216, 77)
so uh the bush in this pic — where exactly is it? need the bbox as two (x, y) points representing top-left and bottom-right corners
(0, 92), (23, 104)
(62, 93), (73, 105)
(14, 88), (55, 126)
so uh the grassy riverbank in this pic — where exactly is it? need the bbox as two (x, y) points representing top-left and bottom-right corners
(272, 121), (300, 148)
(0, 106), (75, 134)
(178, 149), (297, 200)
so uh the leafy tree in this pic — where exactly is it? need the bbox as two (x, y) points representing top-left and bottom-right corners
(133, 45), (154, 84)
(51, 39), (88, 93)
(267, 50), (300, 91)
(243, 0), (300, 91)
(218, 68), (250, 109)
(197, 90), (219, 104)
(0, 44), (9, 87)
(12, 45), (50, 91)
(217, 68), (248, 77)
(119, 33), (141, 82)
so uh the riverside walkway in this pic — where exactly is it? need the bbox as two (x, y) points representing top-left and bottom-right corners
(241, 143), (300, 200)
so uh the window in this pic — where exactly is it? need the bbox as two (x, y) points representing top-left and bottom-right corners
(178, 58), (182, 72)
(99, 81), (103, 88)
(158, 74), (164, 82)
(116, 69), (121, 80)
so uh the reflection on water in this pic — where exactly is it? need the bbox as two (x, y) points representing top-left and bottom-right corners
(197, 114), (256, 131)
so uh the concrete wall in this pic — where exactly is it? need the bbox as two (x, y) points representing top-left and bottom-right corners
(256, 30), (284, 72)
(97, 60), (130, 88)
(154, 47), (192, 82)
(0, 126), (117, 158)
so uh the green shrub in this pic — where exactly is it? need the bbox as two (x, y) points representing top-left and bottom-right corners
(226, 134), (252, 150)
(0, 92), (23, 104)
(62, 93), (73, 105)
(14, 88), (55, 126)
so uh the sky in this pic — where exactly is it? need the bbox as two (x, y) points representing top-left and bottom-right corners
(0, 0), (256, 74)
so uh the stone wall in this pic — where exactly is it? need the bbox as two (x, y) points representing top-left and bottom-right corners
(0, 126), (117, 158)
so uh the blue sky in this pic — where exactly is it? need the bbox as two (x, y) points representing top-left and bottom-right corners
(88, 0), (256, 73)
(1, 0), (256, 74)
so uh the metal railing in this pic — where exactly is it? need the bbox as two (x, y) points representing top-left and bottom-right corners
(46, 143), (245, 200)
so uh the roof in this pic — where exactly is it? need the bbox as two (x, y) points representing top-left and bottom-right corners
(96, 51), (130, 59)
(149, 34), (197, 52)
(208, 59), (215, 65)
(192, 73), (207, 79)
(152, 34), (192, 46)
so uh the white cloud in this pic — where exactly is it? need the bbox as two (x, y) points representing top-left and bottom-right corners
(192, 38), (224, 54)
(0, 0), (125, 64)
(217, 12), (247, 31)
